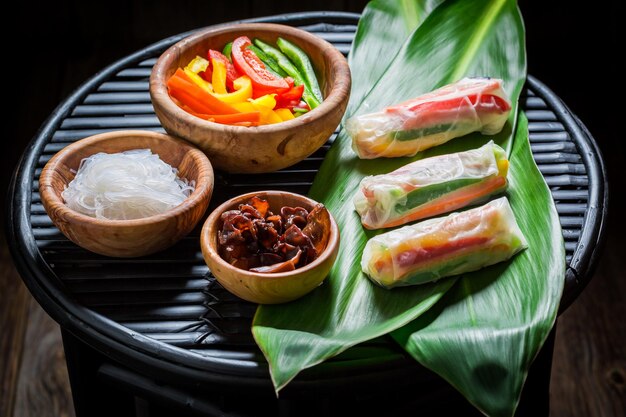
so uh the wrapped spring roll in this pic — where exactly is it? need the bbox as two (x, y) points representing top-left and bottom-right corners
(347, 77), (512, 159)
(354, 141), (509, 229)
(361, 197), (527, 288)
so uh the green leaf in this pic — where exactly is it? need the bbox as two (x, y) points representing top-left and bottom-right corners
(253, 0), (533, 399)
(347, 0), (445, 116)
(392, 113), (565, 417)
(252, 0), (447, 392)
(253, 277), (454, 391)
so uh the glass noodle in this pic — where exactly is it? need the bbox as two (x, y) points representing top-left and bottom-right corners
(62, 149), (194, 220)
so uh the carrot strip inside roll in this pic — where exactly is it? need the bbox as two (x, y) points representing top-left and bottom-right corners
(354, 141), (509, 229)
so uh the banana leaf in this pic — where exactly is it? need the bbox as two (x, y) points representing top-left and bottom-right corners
(347, 0), (444, 115)
(392, 113), (564, 417)
(253, 2), (561, 410)
(253, 0), (450, 392)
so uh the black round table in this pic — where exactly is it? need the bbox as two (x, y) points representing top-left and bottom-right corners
(6, 12), (608, 417)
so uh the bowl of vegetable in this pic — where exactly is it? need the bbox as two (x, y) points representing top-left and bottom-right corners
(200, 191), (340, 304)
(150, 23), (351, 173)
(39, 130), (214, 258)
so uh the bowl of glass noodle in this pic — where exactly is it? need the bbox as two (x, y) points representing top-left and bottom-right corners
(39, 130), (214, 257)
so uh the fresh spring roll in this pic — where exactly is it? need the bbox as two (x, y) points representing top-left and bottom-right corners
(354, 141), (509, 230)
(346, 77), (512, 159)
(361, 197), (527, 288)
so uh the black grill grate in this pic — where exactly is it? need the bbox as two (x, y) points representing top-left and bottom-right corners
(13, 13), (606, 387)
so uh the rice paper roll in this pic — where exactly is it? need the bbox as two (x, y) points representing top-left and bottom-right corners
(354, 141), (509, 229)
(347, 77), (512, 159)
(361, 197), (527, 288)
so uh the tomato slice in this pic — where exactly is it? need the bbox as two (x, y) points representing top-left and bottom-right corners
(231, 36), (289, 94)
(207, 50), (240, 91)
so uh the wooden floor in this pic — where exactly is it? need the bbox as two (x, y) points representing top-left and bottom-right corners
(2, 1), (624, 416)
(0, 232), (75, 417)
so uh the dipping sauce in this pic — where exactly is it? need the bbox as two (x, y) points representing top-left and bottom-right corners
(217, 196), (331, 273)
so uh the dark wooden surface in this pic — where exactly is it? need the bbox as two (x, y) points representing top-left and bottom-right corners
(551, 240), (626, 417)
(0, 232), (75, 417)
(0, 234), (30, 417)
(3, 1), (624, 416)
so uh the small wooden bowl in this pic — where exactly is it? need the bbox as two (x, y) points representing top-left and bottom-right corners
(39, 130), (214, 257)
(150, 23), (351, 173)
(200, 191), (340, 304)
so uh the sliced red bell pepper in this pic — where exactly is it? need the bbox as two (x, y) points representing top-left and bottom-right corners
(394, 236), (490, 270)
(279, 84), (304, 101)
(275, 84), (304, 110)
(199, 67), (212, 82)
(208, 50), (240, 91)
(231, 36), (289, 95)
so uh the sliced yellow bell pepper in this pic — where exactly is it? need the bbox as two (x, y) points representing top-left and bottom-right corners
(255, 107), (283, 125)
(185, 56), (209, 74)
(275, 108), (295, 121)
(247, 95), (279, 124)
(497, 158), (509, 176)
(232, 101), (281, 125)
(183, 68), (213, 93)
(231, 101), (257, 113)
(211, 58), (228, 94)
(210, 76), (253, 104)
(250, 94), (277, 109)
(183, 57), (213, 93)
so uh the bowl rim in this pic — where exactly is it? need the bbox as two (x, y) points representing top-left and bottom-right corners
(201, 190), (340, 279)
(149, 22), (351, 133)
(39, 130), (214, 227)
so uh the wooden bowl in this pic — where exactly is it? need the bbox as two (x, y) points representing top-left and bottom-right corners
(200, 191), (340, 304)
(39, 130), (214, 257)
(150, 23), (351, 173)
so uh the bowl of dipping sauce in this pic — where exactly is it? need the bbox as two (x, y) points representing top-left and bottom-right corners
(200, 191), (340, 304)
(39, 130), (214, 257)
(150, 23), (351, 174)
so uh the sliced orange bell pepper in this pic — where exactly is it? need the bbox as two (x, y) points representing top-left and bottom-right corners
(205, 112), (261, 124)
(180, 104), (260, 125)
(168, 83), (216, 115)
(168, 70), (239, 114)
